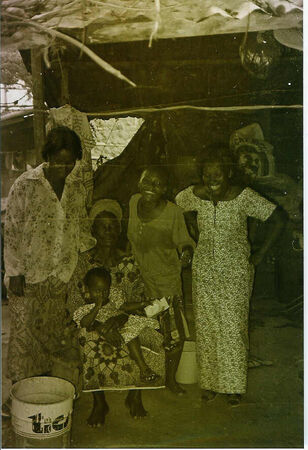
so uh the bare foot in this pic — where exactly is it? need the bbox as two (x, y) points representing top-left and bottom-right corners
(227, 394), (241, 407)
(140, 366), (160, 383)
(201, 390), (217, 402)
(166, 380), (186, 395)
(87, 394), (109, 428)
(125, 390), (147, 419)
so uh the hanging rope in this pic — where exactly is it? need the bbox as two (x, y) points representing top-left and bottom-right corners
(149, 0), (161, 48)
(1, 103), (303, 117)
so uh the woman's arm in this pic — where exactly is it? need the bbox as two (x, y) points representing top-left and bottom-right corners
(183, 211), (199, 243)
(120, 300), (150, 313)
(250, 207), (286, 266)
(172, 207), (196, 268)
(93, 318), (125, 347)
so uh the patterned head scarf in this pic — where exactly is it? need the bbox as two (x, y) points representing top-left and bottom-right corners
(89, 199), (123, 228)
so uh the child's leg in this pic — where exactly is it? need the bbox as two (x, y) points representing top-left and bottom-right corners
(127, 338), (159, 382)
(161, 296), (186, 394)
(87, 391), (109, 427)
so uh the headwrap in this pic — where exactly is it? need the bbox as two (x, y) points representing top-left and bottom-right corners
(89, 199), (123, 227)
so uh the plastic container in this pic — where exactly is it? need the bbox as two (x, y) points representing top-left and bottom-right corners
(11, 376), (75, 448)
(176, 341), (198, 384)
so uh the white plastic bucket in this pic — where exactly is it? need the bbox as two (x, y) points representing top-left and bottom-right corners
(11, 376), (75, 444)
(176, 341), (198, 384)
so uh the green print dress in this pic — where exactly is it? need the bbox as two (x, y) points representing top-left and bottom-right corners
(176, 187), (276, 394)
(69, 250), (165, 391)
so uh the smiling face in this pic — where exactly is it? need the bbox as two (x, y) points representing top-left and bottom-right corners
(92, 211), (120, 248)
(48, 148), (76, 181)
(202, 161), (229, 196)
(238, 149), (261, 180)
(138, 169), (167, 203)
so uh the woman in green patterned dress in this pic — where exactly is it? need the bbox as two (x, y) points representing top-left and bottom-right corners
(69, 199), (165, 427)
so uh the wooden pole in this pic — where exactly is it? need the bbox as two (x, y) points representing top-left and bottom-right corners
(61, 64), (70, 105)
(31, 48), (46, 165)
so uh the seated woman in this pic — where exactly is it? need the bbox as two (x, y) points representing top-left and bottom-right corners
(68, 199), (165, 427)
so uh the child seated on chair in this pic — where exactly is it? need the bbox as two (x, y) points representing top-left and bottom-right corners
(73, 267), (160, 383)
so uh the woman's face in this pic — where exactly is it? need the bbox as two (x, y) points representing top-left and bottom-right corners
(138, 170), (167, 202)
(48, 148), (76, 180)
(202, 162), (229, 195)
(238, 149), (261, 180)
(92, 212), (120, 247)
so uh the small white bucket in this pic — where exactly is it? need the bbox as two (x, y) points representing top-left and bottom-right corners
(11, 376), (75, 444)
(176, 341), (198, 384)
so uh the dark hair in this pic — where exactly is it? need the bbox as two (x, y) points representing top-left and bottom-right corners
(84, 267), (111, 287)
(42, 126), (82, 161)
(198, 143), (235, 175)
(140, 165), (169, 186)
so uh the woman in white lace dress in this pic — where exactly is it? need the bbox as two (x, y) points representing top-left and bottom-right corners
(175, 144), (284, 406)
(4, 127), (94, 383)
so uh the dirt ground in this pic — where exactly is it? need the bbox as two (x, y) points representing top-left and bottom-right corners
(2, 296), (303, 448)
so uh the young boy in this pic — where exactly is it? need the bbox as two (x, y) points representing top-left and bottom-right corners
(73, 267), (159, 383)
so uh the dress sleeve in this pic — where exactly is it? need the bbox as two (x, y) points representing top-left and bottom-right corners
(73, 304), (94, 327)
(175, 188), (193, 211)
(172, 205), (196, 250)
(110, 256), (144, 306)
(108, 285), (125, 310)
(122, 257), (145, 303)
(4, 178), (26, 276)
(242, 188), (276, 222)
(78, 184), (96, 253)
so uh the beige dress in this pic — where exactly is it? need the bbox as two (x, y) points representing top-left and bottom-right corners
(176, 187), (276, 393)
(127, 194), (194, 350)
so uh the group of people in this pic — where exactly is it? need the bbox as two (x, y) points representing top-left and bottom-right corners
(4, 127), (284, 427)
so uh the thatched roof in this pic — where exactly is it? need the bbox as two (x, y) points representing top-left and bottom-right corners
(2, 0), (303, 51)
(2, 1), (303, 106)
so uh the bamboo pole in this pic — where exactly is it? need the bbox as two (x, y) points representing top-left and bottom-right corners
(31, 48), (46, 165)
(84, 103), (303, 117)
